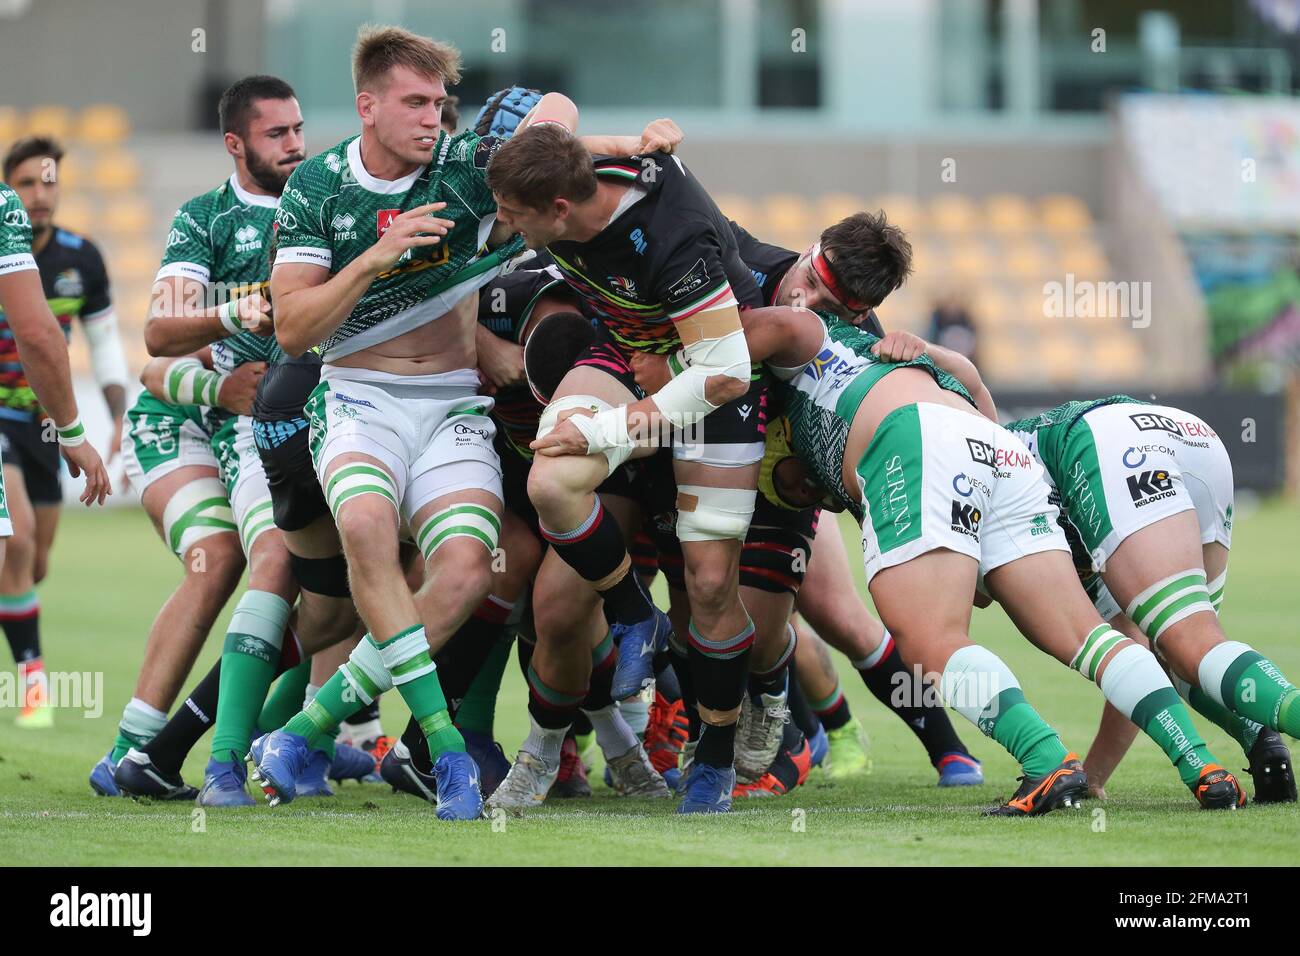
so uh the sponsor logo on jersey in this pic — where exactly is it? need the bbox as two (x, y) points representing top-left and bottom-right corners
(1130, 412), (1181, 437)
(667, 257), (709, 302)
(1122, 443), (1177, 469)
(454, 422), (490, 439)
(951, 472), (991, 498)
(331, 212), (357, 241)
(629, 228), (647, 255)
(164, 228), (189, 249)
(285, 186), (312, 208)
(1224, 503), (1233, 531)
(274, 207), (298, 232)
(1127, 469), (1175, 507)
(332, 403), (361, 421)
(802, 346), (855, 383)
(1122, 446), (1146, 469)
(473, 137), (501, 170)
(233, 224), (263, 253)
(377, 208), (401, 237)
(3, 208), (29, 228)
(607, 275), (639, 298)
(950, 500), (982, 538)
(332, 393), (377, 410)
(966, 437), (1031, 470)
(1030, 513), (1054, 537)
(879, 454), (912, 538)
(53, 269), (83, 298)
(1067, 459), (1104, 538)
(177, 208), (207, 236)
(737, 403), (752, 421)
(324, 153), (343, 174)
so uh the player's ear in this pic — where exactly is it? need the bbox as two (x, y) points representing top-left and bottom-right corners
(356, 91), (375, 126)
(223, 131), (242, 161)
(553, 197), (570, 221)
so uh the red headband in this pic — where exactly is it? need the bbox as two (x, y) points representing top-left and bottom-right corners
(810, 243), (870, 313)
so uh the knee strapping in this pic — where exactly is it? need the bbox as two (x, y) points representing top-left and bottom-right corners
(325, 462), (399, 518)
(1070, 624), (1128, 682)
(415, 503), (501, 560)
(675, 484), (755, 542)
(289, 552), (351, 598)
(162, 477), (235, 558)
(1207, 570), (1228, 614)
(1125, 570), (1215, 647)
(341, 637), (394, 705)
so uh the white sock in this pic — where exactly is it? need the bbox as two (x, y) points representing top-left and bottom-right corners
(582, 704), (639, 759)
(618, 693), (651, 738)
(120, 697), (168, 744)
(343, 717), (384, 744)
(521, 714), (568, 767)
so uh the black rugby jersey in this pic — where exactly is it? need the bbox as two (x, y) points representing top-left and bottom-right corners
(546, 153), (763, 355)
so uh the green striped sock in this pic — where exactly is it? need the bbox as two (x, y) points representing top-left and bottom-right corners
(209, 591), (290, 764)
(1205, 644), (1300, 737)
(283, 669), (355, 748)
(1172, 673), (1262, 756)
(376, 626), (465, 757)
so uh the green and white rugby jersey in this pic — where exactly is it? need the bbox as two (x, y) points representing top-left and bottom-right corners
(0, 183), (36, 276)
(1004, 396), (1145, 485)
(273, 131), (525, 361)
(781, 316), (973, 521)
(157, 174), (284, 378)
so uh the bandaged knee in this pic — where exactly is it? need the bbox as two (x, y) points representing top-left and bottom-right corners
(537, 394), (634, 474)
(675, 484), (755, 542)
(340, 637), (394, 706)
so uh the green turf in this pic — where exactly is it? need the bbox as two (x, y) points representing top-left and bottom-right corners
(1, 500), (1297, 865)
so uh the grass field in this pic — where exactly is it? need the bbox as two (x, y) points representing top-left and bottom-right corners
(0, 499), (1297, 866)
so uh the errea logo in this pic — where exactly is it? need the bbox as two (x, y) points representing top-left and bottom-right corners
(233, 225), (262, 253)
(331, 212), (357, 240)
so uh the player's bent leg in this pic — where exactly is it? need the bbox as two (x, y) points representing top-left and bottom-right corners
(734, 587), (795, 783)
(30, 503), (58, 587)
(1, 463), (47, 728)
(987, 548), (1242, 809)
(1079, 613), (1146, 799)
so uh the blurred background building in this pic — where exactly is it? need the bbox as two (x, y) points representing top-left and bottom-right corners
(1, 0), (1297, 490)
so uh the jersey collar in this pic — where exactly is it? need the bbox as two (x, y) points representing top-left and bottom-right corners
(228, 173), (278, 209)
(347, 136), (425, 194)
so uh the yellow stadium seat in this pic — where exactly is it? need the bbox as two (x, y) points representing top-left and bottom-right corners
(1092, 335), (1144, 381)
(1038, 194), (1093, 234)
(980, 335), (1030, 385)
(816, 192), (866, 229)
(949, 240), (994, 280)
(1020, 286), (1053, 326)
(23, 105), (74, 142)
(107, 240), (160, 282)
(984, 194), (1034, 235)
(1040, 336), (1082, 383)
(928, 194), (978, 235)
(972, 286), (1016, 327)
(92, 151), (141, 191)
(713, 194), (755, 227)
(54, 195), (96, 235)
(76, 105), (131, 146)
(764, 193), (814, 242)
(0, 107), (20, 145)
(870, 194), (925, 232)
(101, 197), (151, 235)
(52, 156), (82, 190)
(1056, 238), (1109, 279)
(1003, 241), (1052, 281)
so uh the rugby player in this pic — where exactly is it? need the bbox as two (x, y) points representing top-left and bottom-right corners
(888, 331), (1299, 803)
(0, 181), (111, 692)
(488, 127), (771, 813)
(1, 138), (127, 728)
(250, 28), (673, 817)
(635, 238), (1249, 811)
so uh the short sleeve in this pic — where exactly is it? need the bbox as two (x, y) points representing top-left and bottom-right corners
(273, 160), (332, 270)
(651, 226), (739, 321)
(0, 187), (37, 277)
(156, 200), (214, 284)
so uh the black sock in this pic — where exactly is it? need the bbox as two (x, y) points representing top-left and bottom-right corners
(814, 693), (852, 732)
(401, 716), (433, 773)
(749, 624), (795, 699)
(1, 607), (40, 664)
(858, 639), (970, 764)
(143, 661), (221, 775)
(582, 638), (616, 711)
(786, 677), (821, 738)
(343, 699), (381, 729)
(571, 709), (593, 737)
(670, 644), (700, 741)
(434, 610), (508, 709)
(540, 498), (650, 625)
(687, 619), (754, 769)
(516, 635), (535, 678)
(654, 656), (682, 702)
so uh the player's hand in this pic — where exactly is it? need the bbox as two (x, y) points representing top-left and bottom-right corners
(630, 350), (672, 394)
(216, 361), (267, 416)
(639, 118), (683, 155)
(236, 292), (274, 337)
(529, 411), (594, 457)
(478, 337), (526, 391)
(871, 330), (927, 363)
(61, 441), (111, 506)
(361, 202), (455, 275)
